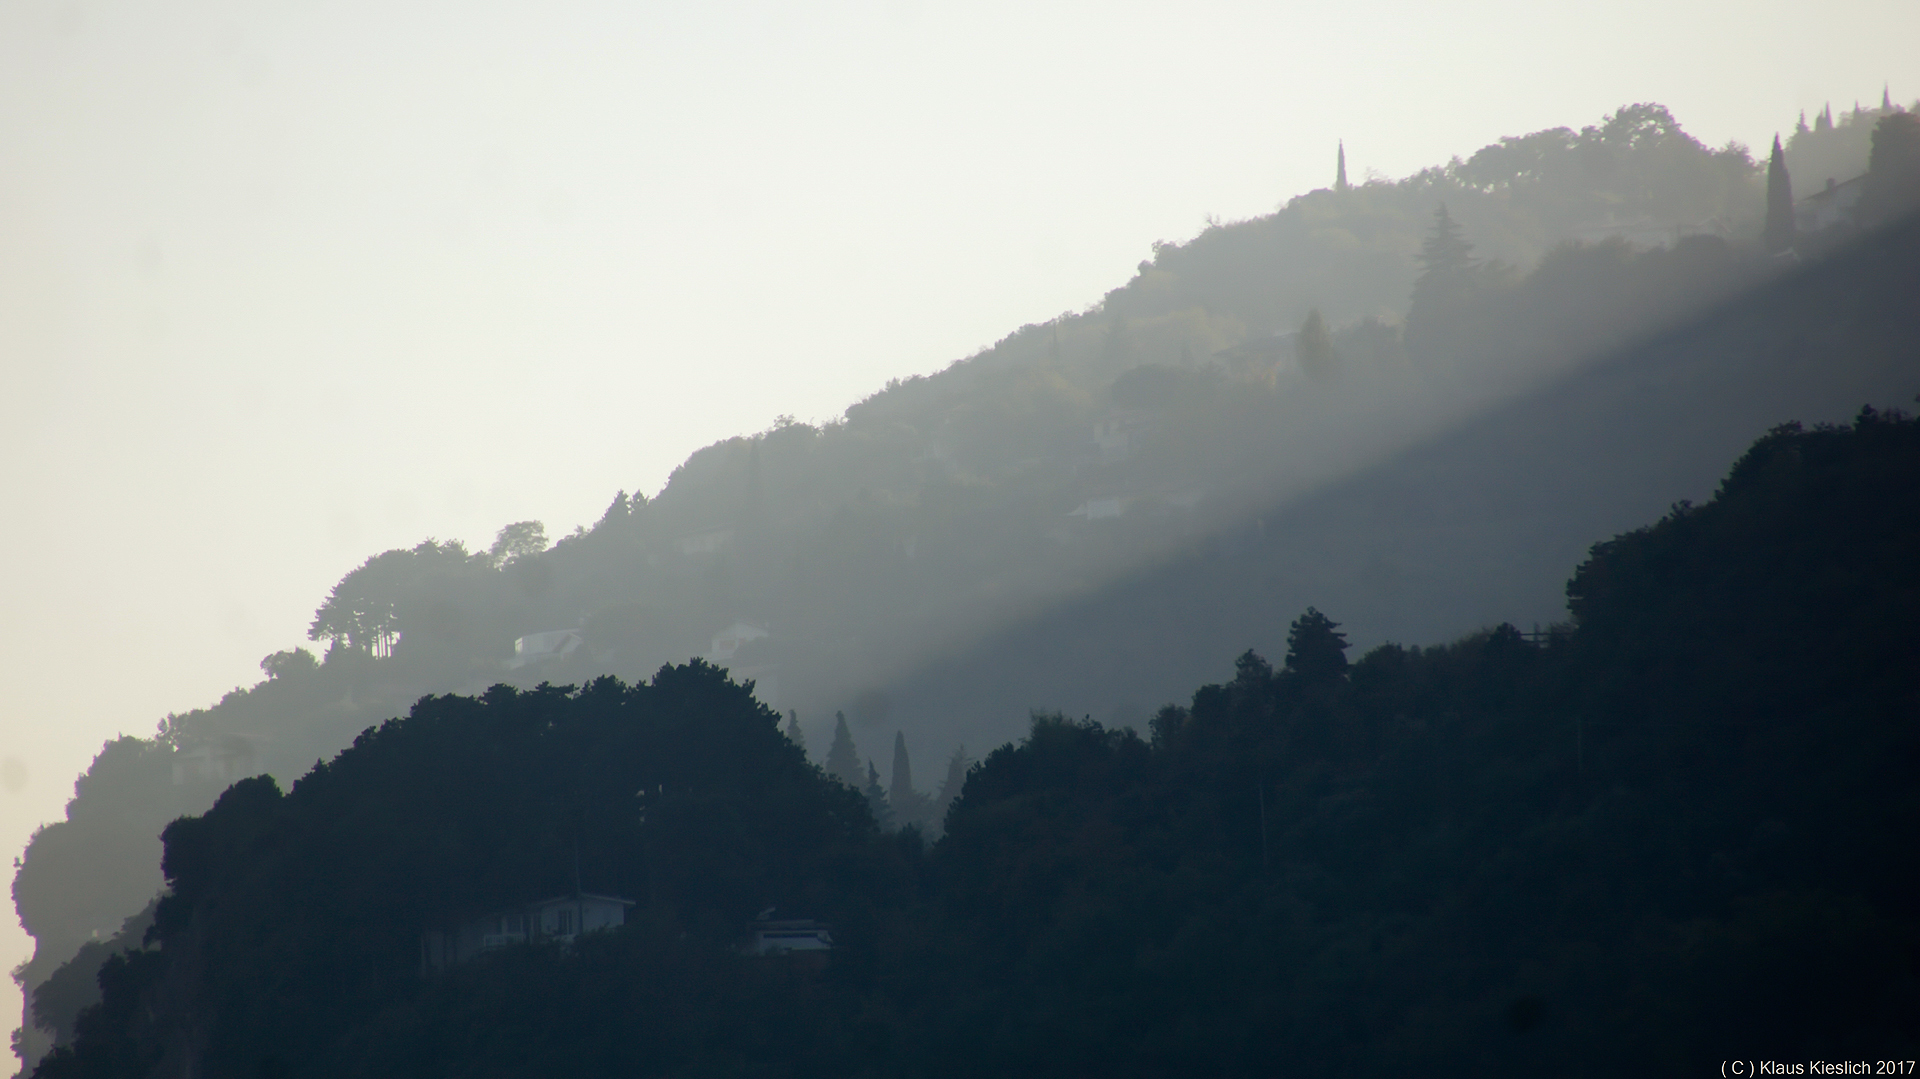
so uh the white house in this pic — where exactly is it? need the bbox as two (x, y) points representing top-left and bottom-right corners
(508, 629), (583, 670)
(421, 892), (635, 972)
(743, 917), (833, 956)
(170, 735), (260, 787)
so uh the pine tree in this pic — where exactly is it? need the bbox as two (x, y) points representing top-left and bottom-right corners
(1408, 204), (1477, 323)
(1764, 134), (1796, 254)
(1796, 110), (1809, 137)
(1335, 141), (1349, 192)
(784, 710), (806, 756)
(864, 760), (894, 830)
(1297, 308), (1337, 379)
(1285, 607), (1350, 686)
(825, 712), (861, 787)
(1416, 204), (1475, 279)
(934, 745), (971, 822)
(1816, 104), (1833, 132)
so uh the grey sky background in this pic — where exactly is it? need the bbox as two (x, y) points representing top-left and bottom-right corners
(2, 0), (1914, 1033)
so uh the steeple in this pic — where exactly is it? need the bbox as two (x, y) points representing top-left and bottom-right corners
(1335, 141), (1350, 192)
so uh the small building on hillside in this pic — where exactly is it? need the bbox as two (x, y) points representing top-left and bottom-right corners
(170, 734), (260, 787)
(1796, 174), (1867, 233)
(508, 629), (583, 670)
(742, 916), (833, 956)
(421, 892), (635, 973)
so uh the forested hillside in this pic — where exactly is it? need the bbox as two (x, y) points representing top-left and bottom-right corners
(37, 406), (1920, 1077)
(13, 99), (1920, 1068)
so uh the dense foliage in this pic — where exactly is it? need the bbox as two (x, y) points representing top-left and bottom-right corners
(40, 408), (1920, 1077)
(16, 99), (1917, 1069)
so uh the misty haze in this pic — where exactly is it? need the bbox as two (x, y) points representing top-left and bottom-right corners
(4, 4), (1920, 1076)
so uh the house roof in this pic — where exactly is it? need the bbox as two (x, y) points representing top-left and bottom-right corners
(527, 893), (636, 909)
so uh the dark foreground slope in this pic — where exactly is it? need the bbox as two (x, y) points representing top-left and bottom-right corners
(41, 408), (1920, 1077)
(883, 208), (1920, 751)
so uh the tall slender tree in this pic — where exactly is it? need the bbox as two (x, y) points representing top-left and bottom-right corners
(784, 710), (806, 756)
(1764, 134), (1796, 253)
(889, 732), (915, 808)
(1335, 141), (1350, 192)
(825, 712), (862, 787)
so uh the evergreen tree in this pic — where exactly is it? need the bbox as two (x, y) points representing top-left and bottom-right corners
(863, 760), (893, 830)
(1408, 204), (1478, 324)
(825, 712), (862, 787)
(1860, 110), (1920, 224)
(1336, 141), (1349, 192)
(785, 710), (806, 756)
(1415, 204), (1475, 280)
(934, 745), (970, 822)
(1284, 607), (1350, 686)
(1297, 308), (1337, 379)
(1816, 104), (1833, 132)
(889, 732), (915, 809)
(1796, 110), (1809, 137)
(1764, 134), (1796, 254)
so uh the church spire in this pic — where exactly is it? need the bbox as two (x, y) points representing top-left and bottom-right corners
(1335, 140), (1349, 192)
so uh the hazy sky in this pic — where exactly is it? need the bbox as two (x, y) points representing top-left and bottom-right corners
(1, 0), (1914, 1037)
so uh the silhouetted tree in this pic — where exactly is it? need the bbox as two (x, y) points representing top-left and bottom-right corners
(1284, 607), (1349, 685)
(1860, 111), (1920, 224)
(1336, 141), (1350, 192)
(784, 710), (806, 756)
(487, 521), (547, 567)
(259, 648), (317, 682)
(933, 744), (970, 824)
(1416, 204), (1476, 280)
(1297, 308), (1337, 378)
(863, 760), (893, 830)
(1765, 134), (1796, 253)
(825, 712), (861, 787)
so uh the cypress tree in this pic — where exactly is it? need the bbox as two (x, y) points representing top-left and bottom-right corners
(1336, 141), (1349, 192)
(825, 712), (862, 787)
(1764, 134), (1796, 253)
(784, 709), (806, 756)
(889, 732), (915, 809)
